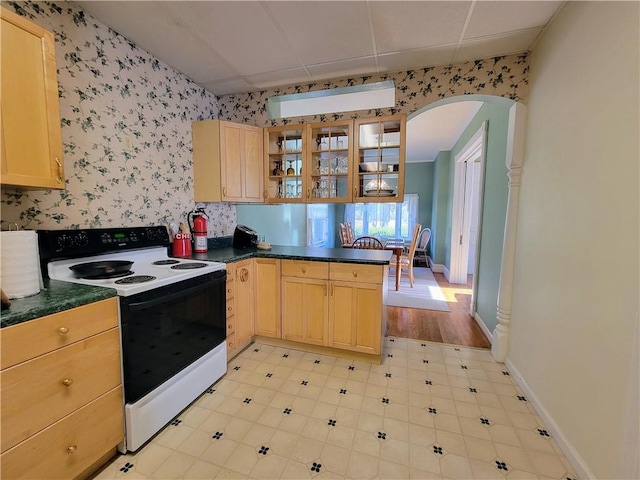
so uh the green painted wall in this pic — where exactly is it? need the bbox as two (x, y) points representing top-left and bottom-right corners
(449, 103), (510, 333)
(431, 151), (451, 265)
(405, 162), (434, 233)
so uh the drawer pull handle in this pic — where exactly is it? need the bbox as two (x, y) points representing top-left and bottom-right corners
(62, 378), (73, 387)
(228, 324), (233, 330)
(353, 271), (358, 277)
(227, 288), (233, 294)
(67, 445), (77, 455)
(55, 157), (63, 184)
(229, 342), (234, 348)
(302, 267), (306, 273)
(58, 326), (69, 335)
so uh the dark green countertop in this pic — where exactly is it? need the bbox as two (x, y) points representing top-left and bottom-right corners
(1, 245), (389, 329)
(1, 280), (117, 328)
(190, 245), (393, 265)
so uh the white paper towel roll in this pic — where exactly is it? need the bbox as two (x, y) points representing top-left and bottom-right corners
(0, 230), (43, 299)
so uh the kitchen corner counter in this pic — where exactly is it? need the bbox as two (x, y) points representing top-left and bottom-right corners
(191, 245), (393, 265)
(0, 280), (117, 328)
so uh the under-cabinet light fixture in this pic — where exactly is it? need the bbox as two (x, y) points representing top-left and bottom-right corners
(268, 80), (395, 119)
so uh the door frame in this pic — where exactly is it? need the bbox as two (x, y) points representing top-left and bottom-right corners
(449, 122), (487, 288)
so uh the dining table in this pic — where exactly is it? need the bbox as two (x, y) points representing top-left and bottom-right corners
(384, 238), (405, 291)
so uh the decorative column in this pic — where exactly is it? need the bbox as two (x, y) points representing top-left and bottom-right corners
(492, 103), (527, 362)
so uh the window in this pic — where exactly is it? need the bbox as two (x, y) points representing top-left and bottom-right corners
(344, 194), (419, 241)
(307, 204), (329, 246)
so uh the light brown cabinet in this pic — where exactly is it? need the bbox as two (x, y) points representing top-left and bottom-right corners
(353, 114), (406, 202)
(0, 7), (65, 189)
(264, 115), (405, 204)
(226, 259), (254, 359)
(254, 258), (281, 338)
(193, 120), (263, 203)
(0, 298), (123, 479)
(280, 260), (384, 355)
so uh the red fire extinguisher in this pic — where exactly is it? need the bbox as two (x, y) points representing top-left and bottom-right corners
(188, 208), (208, 253)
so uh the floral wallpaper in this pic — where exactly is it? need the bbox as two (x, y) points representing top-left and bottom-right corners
(0, 1), (235, 237)
(0, 0), (529, 238)
(218, 54), (528, 126)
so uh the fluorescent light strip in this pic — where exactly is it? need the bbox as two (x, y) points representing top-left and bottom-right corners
(268, 81), (395, 119)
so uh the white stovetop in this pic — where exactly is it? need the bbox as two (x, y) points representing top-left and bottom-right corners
(47, 247), (225, 296)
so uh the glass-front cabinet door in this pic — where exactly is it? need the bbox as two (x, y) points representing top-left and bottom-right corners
(265, 125), (305, 203)
(308, 120), (353, 203)
(353, 115), (406, 203)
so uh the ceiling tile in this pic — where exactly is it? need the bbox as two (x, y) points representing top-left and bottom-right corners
(307, 57), (378, 82)
(163, 1), (302, 75)
(76, 1), (237, 82)
(245, 68), (312, 91)
(454, 28), (541, 64)
(265, 2), (373, 65)
(465, 1), (563, 39)
(370, 1), (472, 53)
(376, 45), (457, 72)
(202, 77), (254, 96)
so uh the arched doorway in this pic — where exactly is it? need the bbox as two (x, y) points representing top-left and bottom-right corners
(406, 95), (525, 361)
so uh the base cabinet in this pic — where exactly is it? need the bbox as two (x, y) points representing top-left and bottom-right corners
(227, 259), (254, 359)
(281, 276), (328, 346)
(0, 298), (123, 479)
(280, 260), (384, 355)
(254, 258), (281, 338)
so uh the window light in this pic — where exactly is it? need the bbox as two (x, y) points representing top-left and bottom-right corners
(268, 81), (395, 119)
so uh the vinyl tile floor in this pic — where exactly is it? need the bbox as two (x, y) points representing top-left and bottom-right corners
(94, 338), (579, 480)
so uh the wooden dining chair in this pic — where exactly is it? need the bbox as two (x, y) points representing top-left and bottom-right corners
(351, 236), (384, 249)
(390, 224), (422, 286)
(414, 227), (431, 267)
(339, 222), (355, 247)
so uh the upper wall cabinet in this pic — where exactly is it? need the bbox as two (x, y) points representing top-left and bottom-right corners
(353, 114), (406, 203)
(0, 7), (65, 189)
(264, 115), (405, 204)
(264, 124), (306, 203)
(308, 120), (353, 203)
(193, 120), (264, 203)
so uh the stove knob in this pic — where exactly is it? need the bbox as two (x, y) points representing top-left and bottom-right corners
(76, 233), (89, 247)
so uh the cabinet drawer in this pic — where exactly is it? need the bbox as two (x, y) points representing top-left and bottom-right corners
(1, 387), (123, 480)
(1, 298), (118, 370)
(1, 328), (122, 453)
(330, 263), (383, 283)
(282, 260), (328, 279)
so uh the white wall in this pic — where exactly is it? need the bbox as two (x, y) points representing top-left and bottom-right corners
(509, 2), (639, 479)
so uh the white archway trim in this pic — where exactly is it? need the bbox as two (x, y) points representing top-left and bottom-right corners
(492, 102), (527, 362)
(449, 123), (487, 284)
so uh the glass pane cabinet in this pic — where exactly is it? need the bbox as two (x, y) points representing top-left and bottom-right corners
(308, 121), (353, 203)
(265, 125), (305, 202)
(353, 115), (406, 203)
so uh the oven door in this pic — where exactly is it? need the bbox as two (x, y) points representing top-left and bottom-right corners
(119, 270), (226, 404)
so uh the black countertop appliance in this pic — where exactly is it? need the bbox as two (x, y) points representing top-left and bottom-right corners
(233, 225), (258, 249)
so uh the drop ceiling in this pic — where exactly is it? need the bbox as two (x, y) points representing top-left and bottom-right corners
(72, 1), (563, 162)
(73, 1), (563, 97)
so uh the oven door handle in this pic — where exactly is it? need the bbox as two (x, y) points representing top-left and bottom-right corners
(125, 281), (218, 311)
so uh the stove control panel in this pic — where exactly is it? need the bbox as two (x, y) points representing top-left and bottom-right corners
(38, 226), (171, 259)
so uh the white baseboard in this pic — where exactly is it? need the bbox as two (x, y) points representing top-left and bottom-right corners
(473, 312), (493, 342)
(443, 265), (450, 281)
(504, 358), (595, 480)
(430, 261), (444, 273)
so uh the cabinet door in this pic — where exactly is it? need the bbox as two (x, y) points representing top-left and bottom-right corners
(329, 281), (382, 355)
(264, 125), (306, 203)
(254, 258), (281, 338)
(220, 122), (243, 201)
(353, 114), (406, 203)
(0, 8), (64, 189)
(232, 260), (254, 348)
(242, 125), (264, 202)
(281, 277), (327, 346)
(307, 120), (353, 203)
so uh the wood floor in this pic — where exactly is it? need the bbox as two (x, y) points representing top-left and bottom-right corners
(386, 269), (491, 349)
